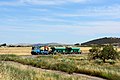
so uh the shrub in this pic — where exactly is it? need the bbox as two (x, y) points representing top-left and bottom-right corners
(50, 62), (77, 74)
(94, 59), (103, 64)
(89, 46), (101, 60)
(0, 54), (18, 61)
(107, 59), (116, 64)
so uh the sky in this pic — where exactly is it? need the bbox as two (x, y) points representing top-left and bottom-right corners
(0, 0), (120, 44)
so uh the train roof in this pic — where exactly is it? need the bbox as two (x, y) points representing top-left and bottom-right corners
(53, 47), (66, 49)
(71, 47), (80, 49)
(53, 47), (80, 50)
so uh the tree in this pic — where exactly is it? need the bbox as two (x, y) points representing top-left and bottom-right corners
(100, 45), (118, 62)
(74, 43), (80, 46)
(89, 45), (119, 63)
(0, 43), (6, 47)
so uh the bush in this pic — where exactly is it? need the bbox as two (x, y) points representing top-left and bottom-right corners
(94, 59), (103, 64)
(0, 54), (18, 61)
(50, 62), (77, 74)
(107, 59), (116, 64)
(89, 46), (101, 60)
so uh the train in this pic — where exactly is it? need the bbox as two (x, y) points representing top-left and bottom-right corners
(31, 45), (81, 55)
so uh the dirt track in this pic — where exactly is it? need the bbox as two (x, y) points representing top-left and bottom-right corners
(3, 61), (106, 80)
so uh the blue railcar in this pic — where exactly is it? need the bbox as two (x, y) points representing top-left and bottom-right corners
(31, 46), (49, 55)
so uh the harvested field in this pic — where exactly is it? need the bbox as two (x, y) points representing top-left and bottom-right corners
(0, 47), (120, 55)
(0, 47), (31, 55)
(79, 47), (92, 53)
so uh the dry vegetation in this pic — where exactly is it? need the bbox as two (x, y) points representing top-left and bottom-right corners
(0, 47), (120, 55)
(0, 61), (89, 80)
(0, 54), (102, 80)
(0, 54), (120, 80)
(0, 47), (31, 55)
(79, 47), (92, 53)
(0, 47), (91, 55)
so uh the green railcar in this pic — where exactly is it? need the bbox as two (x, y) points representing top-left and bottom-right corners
(51, 47), (81, 54)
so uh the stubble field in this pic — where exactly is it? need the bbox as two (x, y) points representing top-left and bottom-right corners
(0, 47), (32, 55)
(0, 47), (120, 55)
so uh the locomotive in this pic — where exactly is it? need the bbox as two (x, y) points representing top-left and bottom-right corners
(31, 46), (81, 55)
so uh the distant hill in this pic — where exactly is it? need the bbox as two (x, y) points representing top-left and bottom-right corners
(33, 43), (60, 46)
(7, 43), (60, 47)
(81, 37), (120, 46)
(6, 42), (72, 47)
(33, 43), (72, 46)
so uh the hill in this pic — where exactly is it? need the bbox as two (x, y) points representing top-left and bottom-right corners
(81, 37), (120, 46)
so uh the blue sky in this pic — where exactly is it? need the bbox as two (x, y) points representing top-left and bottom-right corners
(0, 0), (120, 44)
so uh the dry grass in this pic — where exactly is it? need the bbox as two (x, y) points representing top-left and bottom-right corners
(0, 61), (89, 80)
(117, 48), (120, 52)
(1, 54), (120, 80)
(0, 47), (91, 55)
(79, 47), (92, 53)
(0, 47), (120, 55)
(0, 47), (31, 55)
(79, 47), (120, 53)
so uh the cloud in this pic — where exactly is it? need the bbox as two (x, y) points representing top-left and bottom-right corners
(27, 17), (73, 23)
(20, 0), (91, 5)
(0, 0), (24, 6)
(74, 26), (120, 35)
(55, 4), (120, 19)
(0, 25), (67, 33)
(0, 0), (91, 6)
(31, 8), (48, 11)
(1, 20), (120, 34)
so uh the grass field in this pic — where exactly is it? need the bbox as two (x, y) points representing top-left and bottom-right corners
(0, 61), (88, 80)
(0, 54), (120, 80)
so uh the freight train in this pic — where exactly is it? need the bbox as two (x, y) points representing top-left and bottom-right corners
(31, 45), (81, 55)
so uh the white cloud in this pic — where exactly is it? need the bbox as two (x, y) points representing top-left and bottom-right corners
(0, 0), (91, 6)
(1, 20), (120, 35)
(0, 0), (24, 6)
(55, 4), (120, 18)
(20, 0), (91, 5)
(67, 0), (91, 3)
(27, 17), (72, 23)
(77, 21), (120, 27)
(31, 8), (48, 11)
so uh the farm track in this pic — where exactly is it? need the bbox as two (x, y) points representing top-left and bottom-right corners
(2, 61), (106, 80)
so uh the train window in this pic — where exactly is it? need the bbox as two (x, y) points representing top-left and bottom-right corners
(58, 50), (61, 52)
(56, 50), (63, 53)
(73, 50), (78, 52)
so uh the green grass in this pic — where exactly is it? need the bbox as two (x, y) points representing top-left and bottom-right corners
(0, 62), (36, 80)
(0, 54), (120, 80)
(0, 61), (87, 80)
